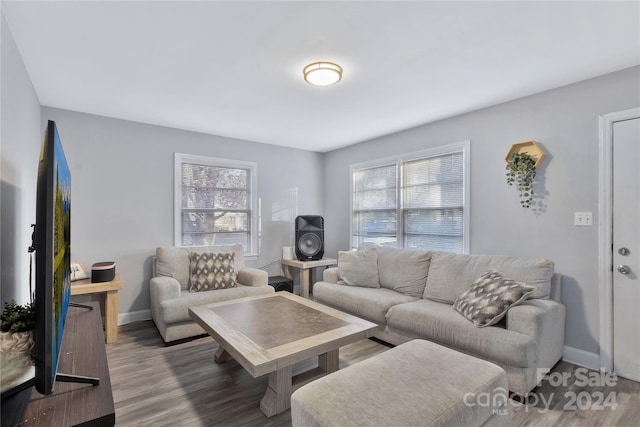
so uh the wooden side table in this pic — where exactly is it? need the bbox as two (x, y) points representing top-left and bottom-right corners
(71, 274), (123, 343)
(281, 258), (337, 298)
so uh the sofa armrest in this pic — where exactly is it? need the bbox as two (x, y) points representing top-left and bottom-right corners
(150, 276), (181, 301)
(237, 268), (268, 287)
(322, 267), (339, 284)
(506, 298), (566, 374)
(150, 276), (181, 325)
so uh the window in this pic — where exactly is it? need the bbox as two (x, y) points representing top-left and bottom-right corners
(175, 153), (258, 256)
(351, 141), (469, 253)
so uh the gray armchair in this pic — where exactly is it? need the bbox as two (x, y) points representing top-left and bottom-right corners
(150, 244), (273, 344)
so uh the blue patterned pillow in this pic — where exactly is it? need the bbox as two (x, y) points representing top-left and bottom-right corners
(454, 270), (536, 327)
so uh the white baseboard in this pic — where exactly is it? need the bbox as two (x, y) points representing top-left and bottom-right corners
(118, 309), (151, 326)
(564, 345), (601, 371)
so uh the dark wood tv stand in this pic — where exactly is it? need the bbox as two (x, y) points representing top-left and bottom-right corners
(1, 301), (115, 426)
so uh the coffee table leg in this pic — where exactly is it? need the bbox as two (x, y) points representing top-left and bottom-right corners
(319, 348), (339, 374)
(215, 346), (233, 363)
(260, 365), (293, 417)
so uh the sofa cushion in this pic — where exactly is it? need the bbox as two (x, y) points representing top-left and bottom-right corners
(337, 248), (379, 288)
(370, 245), (431, 297)
(454, 271), (536, 327)
(189, 252), (237, 292)
(156, 245), (245, 290)
(424, 252), (553, 303)
(386, 299), (535, 367)
(313, 282), (418, 324)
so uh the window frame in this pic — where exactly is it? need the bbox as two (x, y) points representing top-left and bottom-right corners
(349, 140), (470, 253)
(174, 152), (259, 259)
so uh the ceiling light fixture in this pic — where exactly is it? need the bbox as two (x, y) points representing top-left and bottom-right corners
(303, 62), (342, 86)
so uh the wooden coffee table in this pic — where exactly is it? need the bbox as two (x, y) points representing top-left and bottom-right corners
(188, 292), (377, 417)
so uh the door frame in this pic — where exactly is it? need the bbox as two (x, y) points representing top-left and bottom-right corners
(598, 107), (640, 372)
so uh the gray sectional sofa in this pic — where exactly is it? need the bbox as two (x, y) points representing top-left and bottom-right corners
(313, 245), (566, 395)
(149, 244), (273, 344)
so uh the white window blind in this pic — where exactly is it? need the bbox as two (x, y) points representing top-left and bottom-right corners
(175, 153), (258, 255)
(403, 153), (464, 252)
(352, 163), (398, 248)
(351, 142), (469, 253)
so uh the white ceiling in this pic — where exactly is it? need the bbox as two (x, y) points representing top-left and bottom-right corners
(3, 1), (639, 152)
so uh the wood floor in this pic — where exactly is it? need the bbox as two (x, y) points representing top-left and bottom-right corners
(107, 320), (640, 426)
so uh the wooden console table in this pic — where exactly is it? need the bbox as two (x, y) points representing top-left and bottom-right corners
(1, 301), (115, 427)
(71, 274), (123, 343)
(281, 258), (337, 298)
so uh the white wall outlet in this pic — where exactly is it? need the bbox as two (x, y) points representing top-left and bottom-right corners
(574, 212), (593, 226)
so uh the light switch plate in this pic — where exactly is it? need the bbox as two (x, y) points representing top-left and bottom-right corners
(574, 212), (593, 226)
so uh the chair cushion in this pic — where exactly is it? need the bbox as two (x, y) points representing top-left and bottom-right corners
(160, 284), (273, 323)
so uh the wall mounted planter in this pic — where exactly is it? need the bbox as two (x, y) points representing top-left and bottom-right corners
(505, 140), (545, 168)
(505, 141), (545, 209)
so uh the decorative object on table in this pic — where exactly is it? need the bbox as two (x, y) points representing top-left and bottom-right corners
(505, 141), (545, 208)
(70, 261), (89, 282)
(0, 300), (36, 347)
(91, 261), (116, 283)
(282, 246), (294, 260)
(0, 300), (36, 396)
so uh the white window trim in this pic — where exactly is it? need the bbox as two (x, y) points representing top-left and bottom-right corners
(174, 152), (259, 259)
(349, 140), (470, 253)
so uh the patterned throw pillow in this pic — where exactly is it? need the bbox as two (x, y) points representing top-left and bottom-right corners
(454, 270), (536, 327)
(189, 252), (237, 292)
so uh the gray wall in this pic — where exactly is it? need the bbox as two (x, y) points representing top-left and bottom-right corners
(323, 66), (640, 355)
(3, 9), (639, 357)
(39, 108), (324, 319)
(1, 11), (42, 305)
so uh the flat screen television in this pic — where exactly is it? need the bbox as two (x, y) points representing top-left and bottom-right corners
(34, 120), (73, 395)
(0, 121), (97, 400)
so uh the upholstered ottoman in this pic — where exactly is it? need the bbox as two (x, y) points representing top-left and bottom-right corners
(291, 339), (509, 427)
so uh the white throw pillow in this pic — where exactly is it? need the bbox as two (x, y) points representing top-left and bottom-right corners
(338, 248), (380, 288)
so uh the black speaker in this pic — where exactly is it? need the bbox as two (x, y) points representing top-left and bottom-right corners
(295, 215), (324, 261)
(268, 276), (294, 293)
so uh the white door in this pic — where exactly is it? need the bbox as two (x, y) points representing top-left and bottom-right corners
(612, 116), (640, 381)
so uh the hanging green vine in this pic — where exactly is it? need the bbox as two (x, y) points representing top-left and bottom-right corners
(506, 152), (536, 208)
